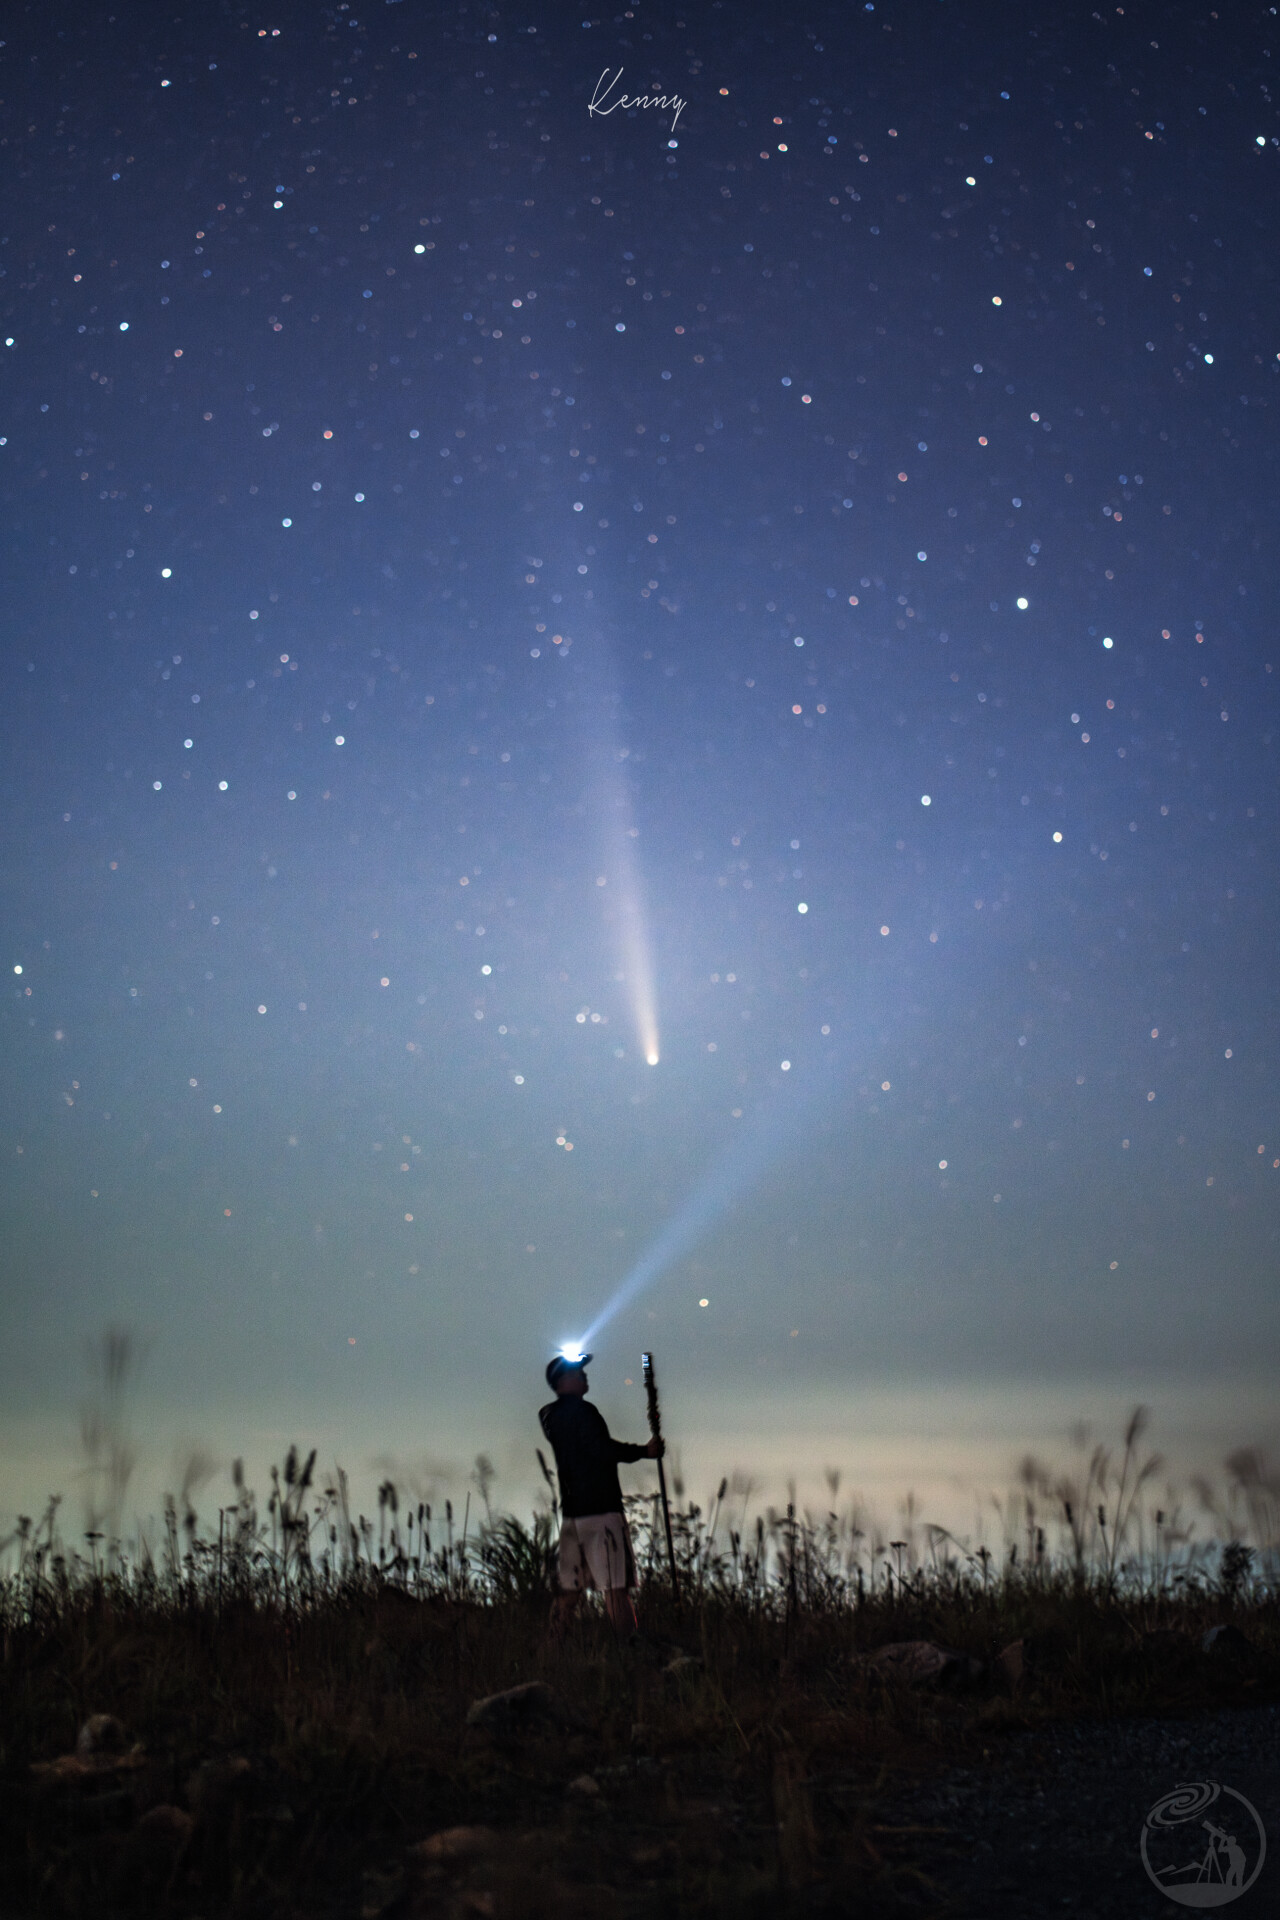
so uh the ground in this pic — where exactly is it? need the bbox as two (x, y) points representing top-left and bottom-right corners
(5, 1583), (1276, 1916)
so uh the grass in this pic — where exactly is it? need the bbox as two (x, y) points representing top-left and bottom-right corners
(0, 1411), (1277, 1917)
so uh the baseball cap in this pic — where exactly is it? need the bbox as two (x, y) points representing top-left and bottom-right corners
(545, 1350), (593, 1387)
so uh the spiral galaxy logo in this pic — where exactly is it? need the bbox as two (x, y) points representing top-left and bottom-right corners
(1140, 1780), (1266, 1906)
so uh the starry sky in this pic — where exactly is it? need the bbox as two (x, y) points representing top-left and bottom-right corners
(2, 0), (1278, 1523)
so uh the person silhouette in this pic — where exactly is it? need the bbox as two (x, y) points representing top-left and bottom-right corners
(537, 1352), (662, 1642)
(1201, 1821), (1246, 1887)
(1220, 1829), (1246, 1887)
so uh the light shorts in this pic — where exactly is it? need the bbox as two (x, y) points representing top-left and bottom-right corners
(557, 1511), (637, 1593)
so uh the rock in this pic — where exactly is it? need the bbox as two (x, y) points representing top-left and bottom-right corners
(76, 1713), (128, 1758)
(113, 1804), (193, 1898)
(408, 1825), (616, 1918)
(141, 1804), (195, 1844)
(464, 1680), (572, 1732)
(1141, 1627), (1196, 1656)
(567, 1773), (600, 1796)
(54, 1785), (136, 1830)
(871, 1640), (948, 1683)
(31, 1716), (147, 1790)
(185, 1754), (254, 1822)
(994, 1639), (1024, 1688)
(630, 1630), (686, 1665)
(1202, 1623), (1254, 1660)
(1131, 1629), (1199, 1679)
(372, 1581), (421, 1617)
(1019, 1626), (1071, 1675)
(407, 1825), (498, 1868)
(359, 1862), (405, 1918)
(863, 1640), (985, 1688)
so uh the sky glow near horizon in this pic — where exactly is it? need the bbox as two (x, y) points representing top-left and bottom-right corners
(2, 2), (1279, 1513)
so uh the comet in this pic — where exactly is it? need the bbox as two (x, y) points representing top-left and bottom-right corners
(575, 632), (660, 1066)
(612, 826), (661, 1067)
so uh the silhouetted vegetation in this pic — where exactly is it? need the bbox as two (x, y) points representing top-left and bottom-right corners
(0, 1414), (1276, 1916)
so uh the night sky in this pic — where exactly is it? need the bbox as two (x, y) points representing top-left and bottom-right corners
(3, 1), (1278, 1525)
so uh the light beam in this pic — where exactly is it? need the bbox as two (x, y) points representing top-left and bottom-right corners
(580, 1050), (846, 1348)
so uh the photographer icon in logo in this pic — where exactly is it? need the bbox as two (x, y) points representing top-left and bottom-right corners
(1141, 1780), (1266, 1907)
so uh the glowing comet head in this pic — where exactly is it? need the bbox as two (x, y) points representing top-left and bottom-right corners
(634, 994), (660, 1066)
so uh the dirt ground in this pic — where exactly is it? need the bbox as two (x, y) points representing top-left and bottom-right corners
(348, 1691), (1279, 1919)
(8, 1592), (1278, 1918)
(858, 1701), (1278, 1916)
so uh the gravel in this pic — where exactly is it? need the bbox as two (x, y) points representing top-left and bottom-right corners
(866, 1702), (1279, 1916)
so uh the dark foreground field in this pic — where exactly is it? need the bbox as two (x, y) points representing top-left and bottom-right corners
(3, 1521), (1277, 1918)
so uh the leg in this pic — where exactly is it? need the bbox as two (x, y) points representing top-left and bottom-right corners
(548, 1589), (585, 1640)
(604, 1588), (638, 1640)
(548, 1518), (587, 1641)
(600, 1518), (638, 1638)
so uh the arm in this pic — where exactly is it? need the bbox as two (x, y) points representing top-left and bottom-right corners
(589, 1403), (663, 1463)
(613, 1437), (665, 1461)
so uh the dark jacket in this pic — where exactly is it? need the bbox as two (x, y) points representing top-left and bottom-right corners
(538, 1395), (647, 1519)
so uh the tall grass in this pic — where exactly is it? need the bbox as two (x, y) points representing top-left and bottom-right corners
(3, 1409), (1277, 1623)
(1, 1411), (1276, 1919)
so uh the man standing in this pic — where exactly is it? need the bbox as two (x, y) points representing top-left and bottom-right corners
(538, 1352), (662, 1640)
